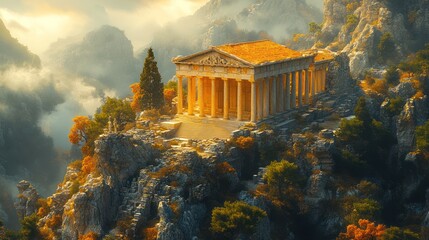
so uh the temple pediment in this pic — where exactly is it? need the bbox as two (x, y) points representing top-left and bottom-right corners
(173, 50), (252, 67)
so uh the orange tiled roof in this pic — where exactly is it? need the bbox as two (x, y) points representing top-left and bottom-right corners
(315, 51), (335, 62)
(214, 40), (304, 65)
(303, 49), (335, 63)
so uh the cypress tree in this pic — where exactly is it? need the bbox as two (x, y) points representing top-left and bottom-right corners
(354, 97), (372, 128)
(139, 48), (164, 110)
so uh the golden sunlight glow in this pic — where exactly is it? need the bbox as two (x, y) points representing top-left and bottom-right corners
(0, 0), (209, 54)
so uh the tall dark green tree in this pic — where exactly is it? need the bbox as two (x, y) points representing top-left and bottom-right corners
(140, 48), (164, 110)
(384, 66), (400, 86)
(354, 97), (372, 128)
(378, 32), (396, 64)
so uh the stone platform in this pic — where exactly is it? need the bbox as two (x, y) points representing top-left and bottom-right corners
(173, 114), (245, 140)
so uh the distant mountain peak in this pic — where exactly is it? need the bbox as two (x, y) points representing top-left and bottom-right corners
(0, 19), (41, 68)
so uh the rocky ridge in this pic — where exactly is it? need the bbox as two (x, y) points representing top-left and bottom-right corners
(319, 0), (429, 78)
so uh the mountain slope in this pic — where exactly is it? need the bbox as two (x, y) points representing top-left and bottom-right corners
(45, 25), (139, 97)
(143, 0), (323, 81)
(318, 0), (429, 78)
(0, 19), (40, 68)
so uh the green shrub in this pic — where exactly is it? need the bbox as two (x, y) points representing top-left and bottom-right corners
(378, 33), (397, 64)
(416, 120), (429, 152)
(384, 66), (400, 86)
(343, 198), (381, 224)
(381, 226), (419, 240)
(345, 14), (359, 31)
(385, 97), (405, 117)
(264, 160), (303, 198)
(210, 201), (266, 238)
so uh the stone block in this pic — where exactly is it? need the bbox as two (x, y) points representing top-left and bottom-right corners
(160, 121), (182, 130)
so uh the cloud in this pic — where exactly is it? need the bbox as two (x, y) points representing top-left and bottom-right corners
(0, 0), (210, 54)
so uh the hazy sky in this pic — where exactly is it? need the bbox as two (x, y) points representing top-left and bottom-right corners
(0, 0), (209, 54)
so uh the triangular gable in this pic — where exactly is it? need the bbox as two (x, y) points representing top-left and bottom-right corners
(172, 48), (254, 67)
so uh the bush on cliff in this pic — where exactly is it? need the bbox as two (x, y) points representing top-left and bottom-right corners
(210, 201), (266, 238)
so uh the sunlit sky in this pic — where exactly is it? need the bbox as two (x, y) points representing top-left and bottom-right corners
(0, 0), (209, 55)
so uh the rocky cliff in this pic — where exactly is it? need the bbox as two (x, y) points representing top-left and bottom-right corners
(319, 0), (429, 78)
(32, 126), (278, 239)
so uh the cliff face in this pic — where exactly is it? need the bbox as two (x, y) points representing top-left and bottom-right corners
(36, 127), (276, 239)
(319, 0), (429, 78)
(144, 0), (322, 81)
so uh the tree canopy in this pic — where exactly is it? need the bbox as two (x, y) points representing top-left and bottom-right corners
(139, 48), (164, 110)
(68, 97), (135, 155)
(264, 160), (302, 198)
(210, 201), (266, 238)
(384, 66), (400, 86)
(378, 32), (397, 64)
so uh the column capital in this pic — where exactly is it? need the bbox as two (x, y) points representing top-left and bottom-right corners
(176, 75), (184, 79)
(222, 77), (229, 81)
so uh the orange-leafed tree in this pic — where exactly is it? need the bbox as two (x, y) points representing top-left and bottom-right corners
(130, 82), (143, 113)
(163, 88), (176, 106)
(78, 232), (98, 240)
(81, 156), (97, 175)
(68, 116), (91, 144)
(338, 219), (386, 240)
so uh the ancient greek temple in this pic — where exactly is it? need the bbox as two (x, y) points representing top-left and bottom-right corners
(173, 40), (332, 123)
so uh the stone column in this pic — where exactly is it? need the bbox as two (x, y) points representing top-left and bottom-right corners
(211, 78), (216, 118)
(263, 78), (269, 118)
(278, 74), (284, 112)
(322, 67), (326, 92)
(251, 80), (257, 122)
(270, 77), (277, 115)
(198, 76), (204, 117)
(187, 77), (194, 115)
(237, 79), (243, 121)
(291, 72), (296, 109)
(177, 75), (183, 114)
(304, 69), (310, 105)
(223, 78), (229, 120)
(315, 69), (319, 94)
(285, 73), (290, 110)
(257, 80), (263, 120)
(298, 70), (303, 108)
(311, 68), (315, 99)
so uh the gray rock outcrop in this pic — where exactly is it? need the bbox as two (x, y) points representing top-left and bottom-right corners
(14, 180), (40, 220)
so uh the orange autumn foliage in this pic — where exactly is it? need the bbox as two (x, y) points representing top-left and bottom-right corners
(216, 162), (236, 174)
(143, 227), (158, 240)
(81, 156), (97, 175)
(130, 82), (143, 113)
(338, 219), (385, 240)
(163, 88), (176, 105)
(68, 116), (91, 144)
(235, 136), (255, 149)
(78, 232), (98, 240)
(46, 214), (62, 229)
